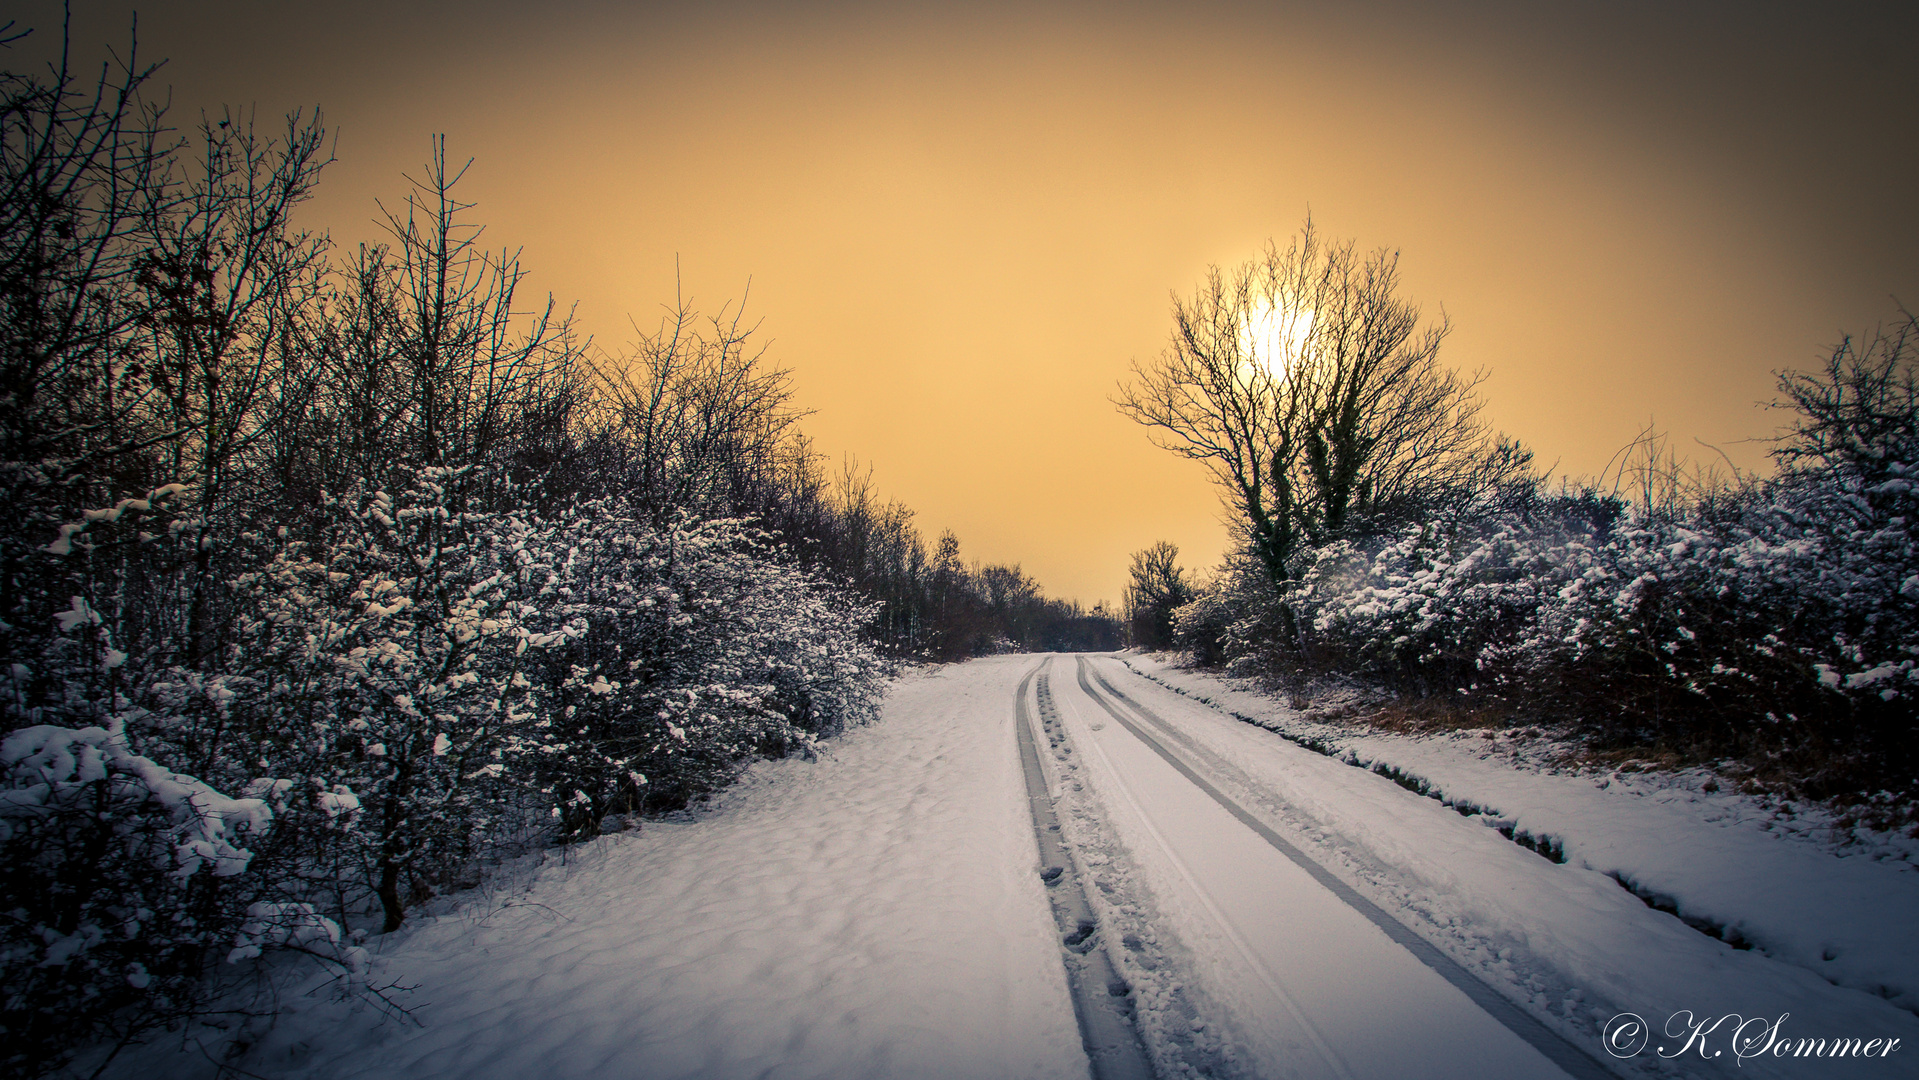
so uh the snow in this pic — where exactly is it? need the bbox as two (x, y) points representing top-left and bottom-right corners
(1111, 653), (1919, 1079)
(1, 724), (270, 876)
(228, 903), (372, 984)
(51, 594), (101, 632)
(41, 485), (188, 554)
(132, 657), (1087, 1080)
(1121, 653), (1919, 1013)
(1044, 656), (1571, 1079)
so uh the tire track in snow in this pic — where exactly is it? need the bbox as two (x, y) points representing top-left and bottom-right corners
(1072, 656), (1613, 1080)
(1016, 660), (1158, 1080)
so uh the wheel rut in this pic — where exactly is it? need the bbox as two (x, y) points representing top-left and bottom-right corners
(1015, 660), (1157, 1080)
(1072, 655), (1614, 1080)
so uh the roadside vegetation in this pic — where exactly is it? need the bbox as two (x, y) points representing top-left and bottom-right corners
(1120, 220), (1919, 829)
(0, 21), (1117, 1077)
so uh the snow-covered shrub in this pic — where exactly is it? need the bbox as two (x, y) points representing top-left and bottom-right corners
(128, 473), (888, 904)
(523, 506), (885, 839)
(1173, 557), (1296, 674)
(1271, 489), (1874, 750)
(1505, 342), (1919, 784)
(1296, 505), (1604, 696)
(146, 468), (545, 931)
(0, 725), (270, 1077)
(1233, 448), (1917, 792)
(2, 485), (195, 742)
(226, 901), (370, 988)
(1171, 582), (1234, 668)
(1759, 321), (1919, 780)
(1508, 511), (1833, 746)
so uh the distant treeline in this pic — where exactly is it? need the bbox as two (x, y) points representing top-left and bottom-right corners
(1122, 221), (1919, 813)
(791, 468), (1123, 658)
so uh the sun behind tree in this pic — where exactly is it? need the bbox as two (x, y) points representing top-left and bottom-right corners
(1239, 295), (1314, 383)
(1116, 217), (1531, 590)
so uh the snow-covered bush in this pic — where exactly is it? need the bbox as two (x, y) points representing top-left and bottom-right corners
(1509, 513), (1821, 744)
(523, 506), (886, 839)
(226, 901), (370, 987)
(1, 485), (195, 742)
(1170, 581), (1234, 668)
(1173, 557), (1296, 674)
(0, 725), (270, 1077)
(161, 468), (545, 932)
(0, 458), (896, 1071)
(124, 473), (889, 915)
(1760, 321), (1919, 779)
(1296, 503), (1606, 696)
(1205, 445), (1918, 794)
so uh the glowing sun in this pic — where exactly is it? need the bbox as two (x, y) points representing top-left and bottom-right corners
(1240, 297), (1315, 378)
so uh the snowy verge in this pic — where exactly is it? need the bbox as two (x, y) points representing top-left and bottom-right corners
(115, 658), (1088, 1080)
(1118, 653), (1919, 1018)
(1097, 655), (1919, 1079)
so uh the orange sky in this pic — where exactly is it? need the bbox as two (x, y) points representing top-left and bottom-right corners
(22, 1), (1919, 605)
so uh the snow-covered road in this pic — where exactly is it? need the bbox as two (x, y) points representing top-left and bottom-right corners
(1057, 655), (1919, 1080)
(1041, 655), (1589, 1079)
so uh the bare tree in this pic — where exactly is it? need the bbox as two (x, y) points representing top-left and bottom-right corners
(588, 283), (805, 524)
(1123, 540), (1190, 649)
(379, 138), (586, 474)
(265, 138), (588, 505)
(1773, 307), (1919, 490)
(132, 107), (332, 661)
(1597, 423), (1748, 526)
(0, 18), (172, 496)
(1116, 218), (1528, 587)
(273, 240), (404, 497)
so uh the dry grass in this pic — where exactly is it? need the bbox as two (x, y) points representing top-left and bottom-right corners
(1351, 695), (1518, 735)
(1560, 742), (1700, 774)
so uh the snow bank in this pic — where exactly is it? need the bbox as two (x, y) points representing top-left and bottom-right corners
(1331, 733), (1919, 1013)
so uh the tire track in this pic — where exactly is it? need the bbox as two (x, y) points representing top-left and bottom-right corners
(1073, 656), (1614, 1080)
(1016, 660), (1157, 1080)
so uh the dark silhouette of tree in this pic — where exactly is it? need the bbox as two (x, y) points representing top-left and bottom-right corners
(1123, 540), (1190, 649)
(585, 284), (803, 524)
